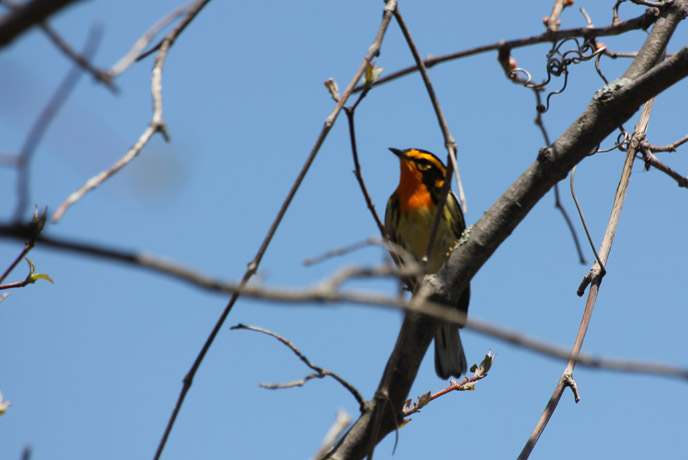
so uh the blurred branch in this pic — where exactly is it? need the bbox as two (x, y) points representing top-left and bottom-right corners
(354, 8), (658, 93)
(52, 0), (210, 223)
(151, 2), (399, 459)
(0, 0), (81, 48)
(231, 324), (366, 410)
(2, 0), (116, 91)
(12, 27), (102, 222)
(39, 22), (116, 91)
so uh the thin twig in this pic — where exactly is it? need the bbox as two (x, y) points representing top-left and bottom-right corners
(39, 22), (116, 91)
(579, 8), (594, 28)
(231, 324), (366, 410)
(644, 133), (688, 152)
(0, 208), (47, 287)
(13, 26), (102, 222)
(518, 96), (658, 460)
(151, 2), (398, 459)
(533, 89), (587, 265)
(393, 8), (465, 267)
(640, 145), (688, 188)
(403, 351), (494, 417)
(303, 237), (381, 266)
(394, 7), (467, 212)
(108, 2), (191, 78)
(134, 1), (203, 63)
(354, 9), (658, 93)
(569, 165), (605, 274)
(344, 80), (386, 237)
(2, 0), (115, 90)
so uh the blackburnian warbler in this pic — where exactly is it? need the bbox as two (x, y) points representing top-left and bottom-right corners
(385, 147), (470, 379)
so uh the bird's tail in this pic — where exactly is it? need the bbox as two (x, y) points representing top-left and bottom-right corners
(434, 324), (467, 379)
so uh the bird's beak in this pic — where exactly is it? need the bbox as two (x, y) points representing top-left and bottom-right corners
(388, 147), (407, 160)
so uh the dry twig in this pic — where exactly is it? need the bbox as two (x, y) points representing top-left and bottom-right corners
(231, 324), (366, 410)
(533, 89), (587, 265)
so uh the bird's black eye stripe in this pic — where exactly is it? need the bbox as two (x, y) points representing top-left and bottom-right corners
(415, 158), (434, 171)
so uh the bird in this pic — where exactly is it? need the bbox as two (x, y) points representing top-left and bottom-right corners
(384, 147), (470, 379)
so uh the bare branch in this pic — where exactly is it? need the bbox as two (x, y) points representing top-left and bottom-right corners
(231, 324), (366, 410)
(533, 89), (587, 265)
(0, 209), (46, 284)
(403, 351), (494, 418)
(108, 2), (191, 78)
(640, 144), (688, 188)
(354, 8), (658, 93)
(343, 70), (387, 237)
(644, 133), (688, 152)
(569, 165), (606, 275)
(303, 237), (381, 266)
(39, 23), (116, 91)
(2, 0), (115, 90)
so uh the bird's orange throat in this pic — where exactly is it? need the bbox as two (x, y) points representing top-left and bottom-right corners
(396, 160), (435, 214)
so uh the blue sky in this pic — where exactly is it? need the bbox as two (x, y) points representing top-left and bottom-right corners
(1, 1), (687, 459)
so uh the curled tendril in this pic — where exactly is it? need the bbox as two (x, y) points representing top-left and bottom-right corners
(510, 38), (607, 113)
(616, 131), (630, 151)
(590, 131), (630, 155)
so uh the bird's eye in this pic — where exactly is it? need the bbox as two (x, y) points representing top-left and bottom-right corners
(416, 160), (432, 171)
